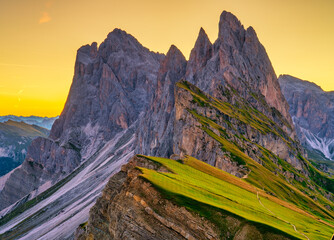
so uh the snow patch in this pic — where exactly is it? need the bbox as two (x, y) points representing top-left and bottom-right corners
(300, 127), (334, 160)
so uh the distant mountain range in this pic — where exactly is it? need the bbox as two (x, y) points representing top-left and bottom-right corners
(0, 115), (58, 130)
(0, 120), (49, 176)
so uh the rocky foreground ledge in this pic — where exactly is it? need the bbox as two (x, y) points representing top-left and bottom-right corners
(75, 155), (294, 240)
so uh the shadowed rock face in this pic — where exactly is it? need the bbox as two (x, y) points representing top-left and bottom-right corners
(135, 45), (187, 157)
(0, 29), (163, 210)
(279, 74), (334, 159)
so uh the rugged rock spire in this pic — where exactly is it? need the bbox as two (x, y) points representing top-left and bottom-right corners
(185, 11), (294, 136)
(0, 29), (163, 210)
(136, 45), (187, 157)
(218, 11), (245, 49)
(186, 27), (213, 80)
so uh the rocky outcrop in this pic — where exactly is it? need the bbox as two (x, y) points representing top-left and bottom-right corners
(279, 75), (334, 159)
(135, 45), (187, 157)
(171, 11), (301, 175)
(173, 81), (304, 178)
(0, 29), (163, 210)
(75, 156), (293, 240)
(137, 11), (298, 172)
(185, 12), (293, 132)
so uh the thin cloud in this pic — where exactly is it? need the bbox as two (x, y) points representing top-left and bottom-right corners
(39, 12), (51, 24)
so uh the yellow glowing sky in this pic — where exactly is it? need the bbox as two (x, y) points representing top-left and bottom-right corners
(1, 0), (333, 117)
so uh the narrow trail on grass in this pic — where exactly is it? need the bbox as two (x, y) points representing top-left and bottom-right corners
(241, 170), (251, 179)
(256, 191), (310, 240)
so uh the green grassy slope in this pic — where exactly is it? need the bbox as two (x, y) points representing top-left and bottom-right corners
(139, 155), (334, 240)
(307, 149), (334, 175)
(175, 80), (334, 217)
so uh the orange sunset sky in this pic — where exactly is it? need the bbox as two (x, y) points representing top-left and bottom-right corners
(0, 0), (333, 117)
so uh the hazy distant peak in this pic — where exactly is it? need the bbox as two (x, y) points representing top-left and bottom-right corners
(278, 74), (324, 93)
(0, 115), (58, 130)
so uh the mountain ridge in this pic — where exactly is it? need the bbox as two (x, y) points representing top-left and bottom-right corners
(0, 115), (58, 130)
(0, 10), (333, 240)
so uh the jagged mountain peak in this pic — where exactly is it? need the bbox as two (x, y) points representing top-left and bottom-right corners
(197, 27), (211, 44)
(244, 26), (260, 46)
(75, 42), (98, 66)
(186, 27), (212, 73)
(159, 45), (186, 74)
(218, 11), (245, 49)
(165, 44), (185, 63)
(100, 28), (163, 60)
(219, 11), (243, 32)
(105, 28), (139, 45)
(77, 42), (98, 55)
(0, 26), (164, 212)
(185, 11), (293, 128)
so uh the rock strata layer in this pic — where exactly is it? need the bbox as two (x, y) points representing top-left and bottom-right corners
(75, 156), (293, 240)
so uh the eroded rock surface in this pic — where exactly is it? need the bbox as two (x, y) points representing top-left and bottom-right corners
(279, 74), (334, 159)
(0, 29), (163, 210)
(75, 156), (294, 240)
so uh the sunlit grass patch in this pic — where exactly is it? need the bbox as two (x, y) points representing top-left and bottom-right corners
(139, 155), (334, 240)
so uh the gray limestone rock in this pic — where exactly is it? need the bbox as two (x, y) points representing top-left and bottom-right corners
(0, 29), (163, 210)
(135, 45), (187, 157)
(279, 74), (334, 159)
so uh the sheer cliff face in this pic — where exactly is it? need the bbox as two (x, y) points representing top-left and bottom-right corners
(135, 45), (187, 157)
(137, 11), (296, 164)
(0, 29), (163, 210)
(185, 12), (293, 130)
(172, 12), (299, 171)
(51, 29), (162, 156)
(279, 75), (334, 159)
